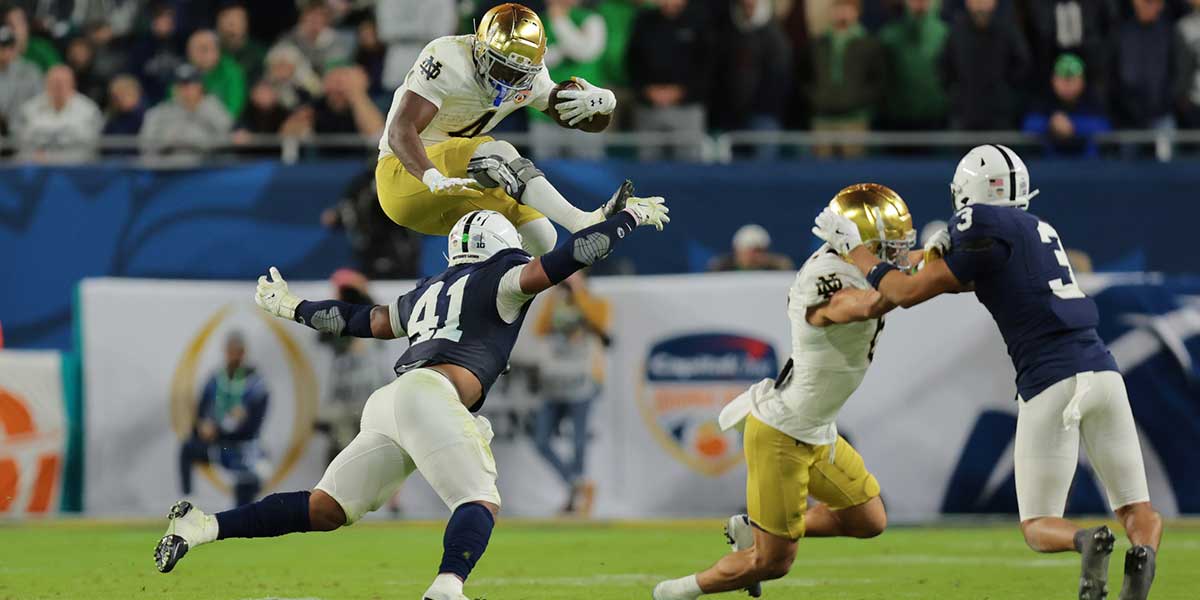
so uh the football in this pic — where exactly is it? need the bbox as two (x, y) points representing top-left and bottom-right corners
(548, 80), (612, 133)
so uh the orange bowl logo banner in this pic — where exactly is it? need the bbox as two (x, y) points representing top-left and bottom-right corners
(637, 334), (777, 476)
(0, 351), (65, 518)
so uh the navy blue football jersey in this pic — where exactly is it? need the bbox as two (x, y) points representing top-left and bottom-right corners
(391, 248), (533, 411)
(943, 203), (1117, 400)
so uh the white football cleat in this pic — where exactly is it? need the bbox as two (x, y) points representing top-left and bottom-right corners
(725, 514), (762, 597)
(153, 500), (218, 573)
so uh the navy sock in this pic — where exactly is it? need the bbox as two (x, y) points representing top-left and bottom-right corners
(438, 503), (495, 581)
(215, 491), (311, 540)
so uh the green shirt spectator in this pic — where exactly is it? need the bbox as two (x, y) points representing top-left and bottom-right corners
(596, 0), (638, 87)
(877, 0), (950, 130)
(531, 0), (608, 125)
(217, 2), (268, 83)
(4, 4), (61, 72)
(187, 30), (248, 118)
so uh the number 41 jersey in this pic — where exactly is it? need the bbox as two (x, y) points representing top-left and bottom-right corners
(943, 203), (1117, 400)
(387, 248), (534, 411)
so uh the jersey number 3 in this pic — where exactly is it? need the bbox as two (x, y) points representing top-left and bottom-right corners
(407, 275), (469, 344)
(1036, 222), (1085, 300)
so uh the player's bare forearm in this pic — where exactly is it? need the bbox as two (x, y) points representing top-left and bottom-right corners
(388, 91), (439, 177)
(807, 288), (894, 326)
(847, 246), (965, 308)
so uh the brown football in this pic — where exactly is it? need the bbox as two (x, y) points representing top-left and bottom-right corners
(548, 80), (612, 133)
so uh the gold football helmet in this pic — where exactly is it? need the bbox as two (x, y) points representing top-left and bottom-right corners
(828, 183), (916, 267)
(474, 3), (546, 103)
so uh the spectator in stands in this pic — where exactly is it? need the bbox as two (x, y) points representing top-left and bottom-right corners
(309, 65), (385, 145)
(374, 0), (456, 90)
(532, 272), (609, 517)
(139, 64), (234, 158)
(719, 0), (792, 157)
(187, 29), (246, 119)
(353, 16), (386, 99)
(530, 0), (609, 159)
(130, 4), (185, 105)
(1019, 0), (1117, 101)
(941, 0), (1031, 129)
(264, 43), (322, 110)
(1180, 0), (1200, 128)
(102, 74), (145, 136)
(808, 0), (884, 158)
(233, 79), (289, 141)
(12, 65), (102, 162)
(1022, 53), (1111, 157)
(178, 330), (269, 508)
(878, 0), (950, 131)
(216, 2), (267, 84)
(321, 166), (423, 278)
(4, 4), (60, 71)
(64, 36), (105, 106)
(708, 224), (795, 271)
(84, 21), (127, 87)
(1113, 0), (1180, 135)
(0, 25), (41, 134)
(626, 0), (713, 161)
(279, 0), (352, 74)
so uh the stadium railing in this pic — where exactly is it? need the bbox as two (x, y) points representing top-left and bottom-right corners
(2, 129), (1199, 164)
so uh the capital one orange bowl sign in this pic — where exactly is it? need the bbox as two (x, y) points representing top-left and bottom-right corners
(0, 351), (65, 517)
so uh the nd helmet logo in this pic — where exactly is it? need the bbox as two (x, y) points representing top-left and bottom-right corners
(637, 333), (778, 476)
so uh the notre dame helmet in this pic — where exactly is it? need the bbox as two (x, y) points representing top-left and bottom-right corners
(474, 3), (546, 102)
(828, 183), (916, 267)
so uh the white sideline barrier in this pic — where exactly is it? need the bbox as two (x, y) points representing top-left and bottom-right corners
(79, 274), (1176, 520)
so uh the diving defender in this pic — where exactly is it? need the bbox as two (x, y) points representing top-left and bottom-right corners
(153, 186), (668, 600)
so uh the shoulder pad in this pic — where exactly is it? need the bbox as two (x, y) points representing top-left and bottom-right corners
(792, 252), (867, 307)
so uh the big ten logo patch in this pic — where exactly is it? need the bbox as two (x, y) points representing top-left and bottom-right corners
(0, 386), (61, 515)
(637, 333), (778, 476)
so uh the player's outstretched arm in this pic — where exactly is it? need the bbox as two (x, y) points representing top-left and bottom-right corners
(255, 267), (397, 340)
(388, 91), (481, 197)
(806, 288), (895, 326)
(515, 198), (668, 296)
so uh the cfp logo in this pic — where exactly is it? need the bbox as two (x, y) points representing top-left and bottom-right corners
(815, 275), (843, 300)
(420, 56), (442, 81)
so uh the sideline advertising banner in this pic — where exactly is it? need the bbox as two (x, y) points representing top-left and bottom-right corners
(0, 350), (66, 518)
(80, 273), (1197, 519)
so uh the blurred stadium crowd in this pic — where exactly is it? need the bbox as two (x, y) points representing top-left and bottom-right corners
(1, 0), (1199, 161)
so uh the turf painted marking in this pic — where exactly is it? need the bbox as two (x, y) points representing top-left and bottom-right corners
(387, 573), (878, 588)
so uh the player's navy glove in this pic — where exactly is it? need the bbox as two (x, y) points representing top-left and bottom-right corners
(255, 266), (302, 320)
(553, 77), (617, 126)
(623, 196), (670, 231)
(423, 168), (483, 198)
(812, 207), (862, 255)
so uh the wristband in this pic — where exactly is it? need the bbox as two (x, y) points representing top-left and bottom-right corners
(866, 262), (899, 289)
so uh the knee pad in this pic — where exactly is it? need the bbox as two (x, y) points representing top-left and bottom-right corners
(467, 155), (545, 201)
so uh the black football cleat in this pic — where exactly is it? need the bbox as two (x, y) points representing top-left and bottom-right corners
(601, 179), (635, 219)
(154, 501), (194, 573)
(1077, 525), (1116, 600)
(1117, 545), (1156, 600)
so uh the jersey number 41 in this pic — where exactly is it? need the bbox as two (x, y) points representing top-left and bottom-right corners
(407, 275), (470, 344)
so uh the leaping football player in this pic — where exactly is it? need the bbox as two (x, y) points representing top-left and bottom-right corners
(812, 145), (1163, 600)
(378, 2), (628, 256)
(153, 185), (668, 600)
(654, 184), (923, 600)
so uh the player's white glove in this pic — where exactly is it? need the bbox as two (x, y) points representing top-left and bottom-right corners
(622, 196), (670, 231)
(422, 169), (483, 198)
(554, 77), (617, 126)
(923, 228), (951, 262)
(811, 207), (863, 255)
(255, 266), (302, 320)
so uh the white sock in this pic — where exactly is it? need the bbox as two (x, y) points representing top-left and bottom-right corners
(520, 177), (598, 233)
(518, 218), (558, 256)
(426, 573), (463, 596)
(656, 574), (702, 600)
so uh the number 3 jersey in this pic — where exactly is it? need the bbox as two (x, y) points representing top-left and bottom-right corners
(378, 35), (556, 156)
(743, 246), (882, 446)
(387, 248), (534, 412)
(943, 203), (1117, 400)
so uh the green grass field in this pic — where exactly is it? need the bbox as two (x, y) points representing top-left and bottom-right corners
(1, 519), (1196, 599)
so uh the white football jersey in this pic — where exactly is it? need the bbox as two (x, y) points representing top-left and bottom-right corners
(378, 35), (555, 156)
(751, 245), (883, 445)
